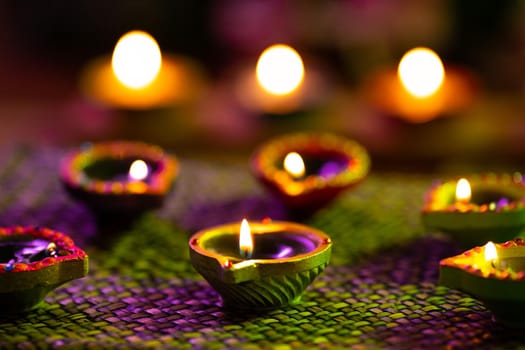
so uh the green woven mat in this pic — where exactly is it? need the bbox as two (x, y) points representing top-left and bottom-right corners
(0, 147), (523, 349)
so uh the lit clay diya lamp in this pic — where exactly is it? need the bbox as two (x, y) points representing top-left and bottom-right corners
(422, 174), (525, 247)
(440, 239), (525, 327)
(251, 133), (370, 214)
(60, 141), (179, 214)
(0, 226), (88, 314)
(189, 219), (332, 309)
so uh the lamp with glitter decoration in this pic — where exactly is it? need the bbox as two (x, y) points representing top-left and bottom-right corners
(60, 140), (178, 214)
(189, 219), (332, 309)
(250, 132), (370, 214)
(421, 174), (525, 247)
(440, 239), (525, 327)
(0, 226), (88, 314)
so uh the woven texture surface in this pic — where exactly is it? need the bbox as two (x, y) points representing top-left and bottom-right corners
(0, 147), (524, 349)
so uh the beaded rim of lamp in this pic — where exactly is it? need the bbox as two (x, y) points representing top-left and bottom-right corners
(250, 132), (370, 210)
(189, 220), (332, 309)
(421, 173), (525, 247)
(439, 239), (525, 327)
(0, 226), (88, 313)
(60, 140), (178, 195)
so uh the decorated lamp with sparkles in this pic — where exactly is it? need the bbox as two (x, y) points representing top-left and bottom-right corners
(0, 226), (88, 314)
(189, 218), (332, 309)
(251, 132), (370, 214)
(60, 140), (179, 213)
(422, 174), (525, 247)
(440, 239), (525, 327)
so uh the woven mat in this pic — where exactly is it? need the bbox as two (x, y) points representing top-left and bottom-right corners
(0, 147), (523, 349)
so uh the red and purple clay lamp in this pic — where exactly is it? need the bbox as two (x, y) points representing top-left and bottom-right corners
(189, 218), (332, 309)
(422, 174), (525, 247)
(0, 226), (88, 314)
(60, 140), (178, 214)
(440, 239), (525, 327)
(251, 132), (370, 214)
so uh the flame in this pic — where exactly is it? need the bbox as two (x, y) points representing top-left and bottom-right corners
(455, 178), (471, 203)
(484, 241), (498, 262)
(112, 30), (162, 89)
(239, 218), (253, 259)
(129, 159), (149, 181)
(398, 47), (445, 98)
(283, 152), (305, 178)
(256, 44), (304, 96)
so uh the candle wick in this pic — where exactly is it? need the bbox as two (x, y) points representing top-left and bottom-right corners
(241, 247), (252, 259)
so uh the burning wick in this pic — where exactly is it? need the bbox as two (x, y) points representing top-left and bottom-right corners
(455, 178), (471, 204)
(256, 44), (304, 96)
(129, 160), (149, 181)
(283, 152), (306, 179)
(484, 241), (498, 268)
(239, 218), (254, 259)
(111, 30), (162, 89)
(398, 47), (445, 98)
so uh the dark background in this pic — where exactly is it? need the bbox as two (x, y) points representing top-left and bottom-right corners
(1, 1), (525, 172)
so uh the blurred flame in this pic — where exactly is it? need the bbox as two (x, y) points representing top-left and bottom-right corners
(129, 159), (149, 181)
(455, 178), (471, 203)
(112, 30), (162, 89)
(239, 218), (253, 258)
(398, 47), (445, 98)
(484, 241), (498, 262)
(283, 152), (305, 178)
(256, 44), (304, 96)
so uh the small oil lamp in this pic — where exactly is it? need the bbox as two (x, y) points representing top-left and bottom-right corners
(60, 140), (179, 213)
(250, 132), (370, 214)
(364, 47), (475, 123)
(0, 226), (88, 314)
(421, 174), (525, 247)
(189, 218), (332, 309)
(440, 239), (525, 327)
(80, 30), (204, 110)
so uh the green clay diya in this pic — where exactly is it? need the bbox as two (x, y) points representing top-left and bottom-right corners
(250, 132), (370, 214)
(60, 140), (179, 213)
(440, 239), (525, 327)
(0, 226), (88, 314)
(189, 219), (332, 309)
(421, 173), (525, 247)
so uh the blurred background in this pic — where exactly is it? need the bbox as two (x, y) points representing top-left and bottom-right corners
(1, 1), (525, 173)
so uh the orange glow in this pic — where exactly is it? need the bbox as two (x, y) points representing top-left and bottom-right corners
(239, 219), (254, 259)
(112, 30), (162, 89)
(283, 152), (305, 178)
(128, 160), (149, 181)
(398, 47), (445, 98)
(455, 178), (471, 203)
(484, 241), (498, 262)
(256, 44), (304, 96)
